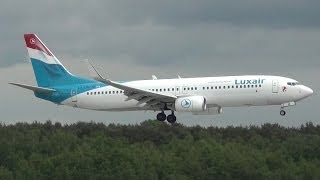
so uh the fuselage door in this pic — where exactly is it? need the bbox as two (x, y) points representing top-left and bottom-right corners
(272, 80), (278, 93)
(71, 89), (77, 102)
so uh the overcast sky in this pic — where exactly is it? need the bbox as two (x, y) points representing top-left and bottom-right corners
(0, 0), (319, 127)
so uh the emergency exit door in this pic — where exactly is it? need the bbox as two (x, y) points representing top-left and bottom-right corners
(272, 80), (278, 93)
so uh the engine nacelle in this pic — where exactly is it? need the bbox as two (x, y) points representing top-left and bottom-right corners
(175, 96), (207, 112)
(192, 107), (222, 115)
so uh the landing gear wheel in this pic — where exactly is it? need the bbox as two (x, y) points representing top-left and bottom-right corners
(156, 112), (166, 121)
(280, 110), (286, 116)
(167, 114), (177, 124)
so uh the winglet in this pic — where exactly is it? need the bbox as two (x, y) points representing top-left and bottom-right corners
(86, 60), (106, 82)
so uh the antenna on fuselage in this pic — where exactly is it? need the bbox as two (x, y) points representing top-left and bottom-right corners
(152, 75), (157, 80)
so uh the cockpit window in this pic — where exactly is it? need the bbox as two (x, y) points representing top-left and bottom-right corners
(287, 82), (299, 86)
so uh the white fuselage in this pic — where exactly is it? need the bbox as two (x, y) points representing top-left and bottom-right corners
(62, 75), (313, 112)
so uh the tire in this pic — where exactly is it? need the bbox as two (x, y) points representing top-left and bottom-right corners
(156, 113), (166, 121)
(167, 114), (177, 123)
(280, 110), (286, 116)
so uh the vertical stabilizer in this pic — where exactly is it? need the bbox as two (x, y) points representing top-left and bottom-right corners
(24, 34), (94, 87)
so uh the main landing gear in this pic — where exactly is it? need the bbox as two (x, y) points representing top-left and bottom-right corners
(156, 111), (177, 123)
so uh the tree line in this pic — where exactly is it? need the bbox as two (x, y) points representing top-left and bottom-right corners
(0, 120), (319, 179)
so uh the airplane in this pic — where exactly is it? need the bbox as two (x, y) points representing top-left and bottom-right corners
(10, 34), (314, 123)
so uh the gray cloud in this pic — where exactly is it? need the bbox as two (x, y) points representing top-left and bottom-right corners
(1, 0), (320, 67)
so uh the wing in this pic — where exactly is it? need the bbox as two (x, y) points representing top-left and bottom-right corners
(87, 61), (177, 109)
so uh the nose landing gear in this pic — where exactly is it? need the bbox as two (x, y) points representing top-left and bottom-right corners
(279, 102), (296, 116)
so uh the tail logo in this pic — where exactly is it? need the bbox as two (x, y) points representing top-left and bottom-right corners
(30, 38), (36, 44)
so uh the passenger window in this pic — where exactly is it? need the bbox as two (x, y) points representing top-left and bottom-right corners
(259, 85), (262, 87)
(215, 86), (217, 89)
(109, 91), (111, 94)
(219, 86), (221, 89)
(168, 88), (170, 91)
(240, 85), (242, 88)
(94, 92), (97, 95)
(251, 85), (254, 88)
(172, 88), (175, 91)
(187, 88), (190, 90)
(203, 87), (205, 90)
(228, 86), (230, 89)
(232, 86), (234, 88)
(223, 86), (225, 89)
(191, 87), (193, 90)
(87, 92), (89, 95)
(113, 91), (115, 94)
(164, 89), (166, 91)
(211, 86), (213, 89)
(195, 87), (197, 90)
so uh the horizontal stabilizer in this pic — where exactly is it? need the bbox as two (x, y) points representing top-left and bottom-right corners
(9, 82), (56, 94)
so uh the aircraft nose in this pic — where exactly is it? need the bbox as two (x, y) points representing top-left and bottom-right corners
(301, 85), (313, 97)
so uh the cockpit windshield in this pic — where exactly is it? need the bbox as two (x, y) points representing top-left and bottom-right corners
(287, 82), (299, 86)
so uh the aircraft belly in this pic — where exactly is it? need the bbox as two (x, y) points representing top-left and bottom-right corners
(65, 93), (142, 111)
(208, 93), (268, 107)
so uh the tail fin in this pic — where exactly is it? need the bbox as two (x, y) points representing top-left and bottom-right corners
(24, 34), (93, 87)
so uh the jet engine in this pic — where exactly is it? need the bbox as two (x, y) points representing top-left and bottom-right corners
(175, 96), (207, 112)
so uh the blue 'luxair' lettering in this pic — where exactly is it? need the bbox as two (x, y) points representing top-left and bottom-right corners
(235, 79), (266, 85)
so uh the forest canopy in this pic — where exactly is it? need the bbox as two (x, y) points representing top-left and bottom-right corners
(0, 120), (319, 180)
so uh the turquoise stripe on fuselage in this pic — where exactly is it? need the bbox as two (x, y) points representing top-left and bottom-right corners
(35, 82), (107, 104)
